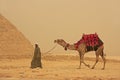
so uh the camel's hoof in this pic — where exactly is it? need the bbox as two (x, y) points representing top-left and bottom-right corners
(91, 67), (94, 69)
(101, 68), (105, 70)
(87, 64), (90, 68)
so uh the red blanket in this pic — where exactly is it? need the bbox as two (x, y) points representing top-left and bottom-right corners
(74, 33), (103, 51)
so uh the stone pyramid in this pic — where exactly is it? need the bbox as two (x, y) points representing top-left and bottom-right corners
(0, 14), (34, 58)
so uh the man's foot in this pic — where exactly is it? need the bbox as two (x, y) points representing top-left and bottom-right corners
(30, 66), (37, 69)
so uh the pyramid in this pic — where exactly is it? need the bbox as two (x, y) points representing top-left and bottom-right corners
(0, 14), (34, 58)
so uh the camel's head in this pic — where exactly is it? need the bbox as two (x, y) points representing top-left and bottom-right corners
(54, 39), (68, 50)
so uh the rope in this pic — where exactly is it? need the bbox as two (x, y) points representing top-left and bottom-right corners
(42, 44), (57, 55)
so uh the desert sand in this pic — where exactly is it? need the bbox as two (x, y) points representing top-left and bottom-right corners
(0, 53), (120, 80)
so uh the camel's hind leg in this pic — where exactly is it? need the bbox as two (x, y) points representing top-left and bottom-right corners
(100, 50), (106, 70)
(91, 45), (104, 69)
(91, 53), (99, 69)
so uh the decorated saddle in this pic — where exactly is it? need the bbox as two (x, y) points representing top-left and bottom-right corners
(74, 33), (103, 51)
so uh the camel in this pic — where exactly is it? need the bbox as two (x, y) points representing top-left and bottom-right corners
(54, 34), (106, 70)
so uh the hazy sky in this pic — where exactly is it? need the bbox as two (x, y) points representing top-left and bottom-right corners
(0, 0), (120, 55)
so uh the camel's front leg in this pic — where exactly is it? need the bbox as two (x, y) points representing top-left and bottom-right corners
(78, 52), (90, 69)
(83, 62), (90, 68)
(78, 52), (82, 69)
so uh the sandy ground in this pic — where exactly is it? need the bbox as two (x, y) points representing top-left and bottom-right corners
(0, 54), (120, 80)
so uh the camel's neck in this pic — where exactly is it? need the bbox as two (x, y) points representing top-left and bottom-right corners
(55, 39), (77, 51)
(66, 44), (76, 50)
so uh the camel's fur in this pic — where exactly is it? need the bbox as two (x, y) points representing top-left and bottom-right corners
(54, 39), (106, 70)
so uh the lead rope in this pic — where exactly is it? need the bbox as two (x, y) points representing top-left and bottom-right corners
(42, 44), (57, 56)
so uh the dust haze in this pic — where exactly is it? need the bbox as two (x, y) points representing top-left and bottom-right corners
(0, 0), (120, 56)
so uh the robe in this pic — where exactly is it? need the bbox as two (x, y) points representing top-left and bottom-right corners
(31, 46), (42, 68)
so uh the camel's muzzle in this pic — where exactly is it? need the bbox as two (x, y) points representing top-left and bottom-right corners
(64, 44), (69, 51)
(64, 47), (67, 51)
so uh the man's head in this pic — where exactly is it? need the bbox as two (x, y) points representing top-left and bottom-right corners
(35, 44), (38, 48)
